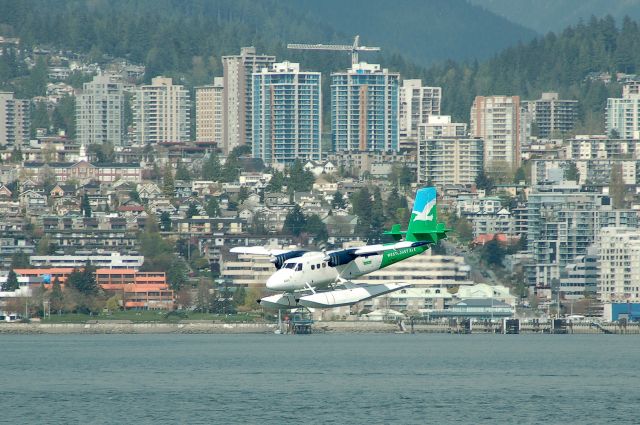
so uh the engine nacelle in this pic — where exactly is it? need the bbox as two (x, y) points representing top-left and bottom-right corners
(326, 249), (358, 267)
(270, 250), (307, 269)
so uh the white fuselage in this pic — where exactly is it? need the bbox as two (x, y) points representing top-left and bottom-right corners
(265, 251), (383, 292)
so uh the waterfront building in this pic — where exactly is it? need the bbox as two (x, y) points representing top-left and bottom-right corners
(222, 47), (276, 154)
(132, 76), (190, 145)
(29, 253), (144, 270)
(526, 185), (639, 289)
(0, 92), (30, 147)
(76, 74), (124, 146)
(560, 249), (598, 299)
(399, 79), (441, 147)
(195, 77), (224, 144)
(252, 61), (321, 165)
(606, 92), (640, 138)
(331, 62), (399, 152)
(416, 137), (483, 187)
(523, 92), (577, 138)
(597, 227), (640, 304)
(470, 95), (521, 169)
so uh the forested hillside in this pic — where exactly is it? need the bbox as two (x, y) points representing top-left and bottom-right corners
(297, 0), (536, 65)
(1, 1), (640, 133)
(470, 0), (640, 35)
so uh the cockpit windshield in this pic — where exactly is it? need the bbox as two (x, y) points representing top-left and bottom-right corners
(296, 263), (302, 271)
(283, 263), (296, 269)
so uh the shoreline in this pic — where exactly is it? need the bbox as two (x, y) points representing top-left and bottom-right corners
(0, 321), (638, 334)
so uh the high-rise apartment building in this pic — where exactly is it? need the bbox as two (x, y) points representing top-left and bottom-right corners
(331, 62), (399, 152)
(417, 137), (483, 187)
(606, 92), (640, 139)
(597, 227), (640, 303)
(399, 79), (441, 142)
(252, 62), (321, 165)
(132, 76), (190, 145)
(222, 47), (275, 154)
(418, 115), (467, 140)
(526, 186), (638, 288)
(470, 95), (521, 169)
(76, 74), (124, 146)
(195, 77), (224, 143)
(0, 92), (30, 147)
(523, 92), (577, 138)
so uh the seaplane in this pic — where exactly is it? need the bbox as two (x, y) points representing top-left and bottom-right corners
(230, 187), (450, 309)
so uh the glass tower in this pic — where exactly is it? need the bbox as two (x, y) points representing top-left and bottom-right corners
(331, 63), (399, 152)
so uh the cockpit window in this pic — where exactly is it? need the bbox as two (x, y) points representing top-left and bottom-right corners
(296, 263), (302, 271)
(283, 263), (295, 269)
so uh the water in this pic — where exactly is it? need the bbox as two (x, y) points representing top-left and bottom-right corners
(1, 333), (638, 424)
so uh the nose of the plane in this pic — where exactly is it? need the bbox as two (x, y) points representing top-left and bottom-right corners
(266, 269), (293, 290)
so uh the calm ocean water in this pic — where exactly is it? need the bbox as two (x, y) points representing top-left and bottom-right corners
(1, 333), (638, 424)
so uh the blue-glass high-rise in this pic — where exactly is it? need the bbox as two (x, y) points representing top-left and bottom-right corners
(252, 62), (321, 165)
(331, 63), (399, 152)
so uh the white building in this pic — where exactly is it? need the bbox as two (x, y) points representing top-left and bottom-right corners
(0, 92), (30, 147)
(606, 92), (640, 139)
(132, 76), (190, 145)
(29, 253), (145, 270)
(222, 47), (275, 154)
(399, 79), (441, 146)
(470, 95), (522, 169)
(195, 77), (224, 144)
(597, 227), (640, 303)
(76, 74), (124, 146)
(417, 137), (483, 187)
(418, 115), (467, 140)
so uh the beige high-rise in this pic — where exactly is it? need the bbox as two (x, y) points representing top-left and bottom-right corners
(222, 47), (275, 154)
(195, 77), (224, 144)
(132, 76), (190, 145)
(470, 95), (521, 169)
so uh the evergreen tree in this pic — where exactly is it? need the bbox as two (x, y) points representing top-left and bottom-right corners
(162, 164), (175, 198)
(10, 251), (30, 268)
(331, 190), (347, 209)
(66, 263), (98, 295)
(159, 211), (172, 231)
(266, 170), (285, 192)
(175, 159), (191, 181)
(283, 205), (307, 236)
(201, 151), (222, 181)
(81, 193), (92, 218)
(205, 197), (220, 217)
(238, 186), (249, 203)
(186, 202), (199, 218)
(49, 277), (64, 314)
(305, 214), (328, 243)
(4, 269), (19, 292)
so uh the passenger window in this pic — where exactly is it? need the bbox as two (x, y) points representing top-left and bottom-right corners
(296, 264), (302, 271)
(317, 264), (320, 269)
(322, 263), (326, 268)
(311, 265), (315, 270)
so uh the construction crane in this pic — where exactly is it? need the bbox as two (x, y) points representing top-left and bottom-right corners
(287, 35), (380, 65)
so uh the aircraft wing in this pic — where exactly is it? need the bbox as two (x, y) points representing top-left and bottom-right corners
(230, 246), (294, 256)
(297, 283), (411, 308)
